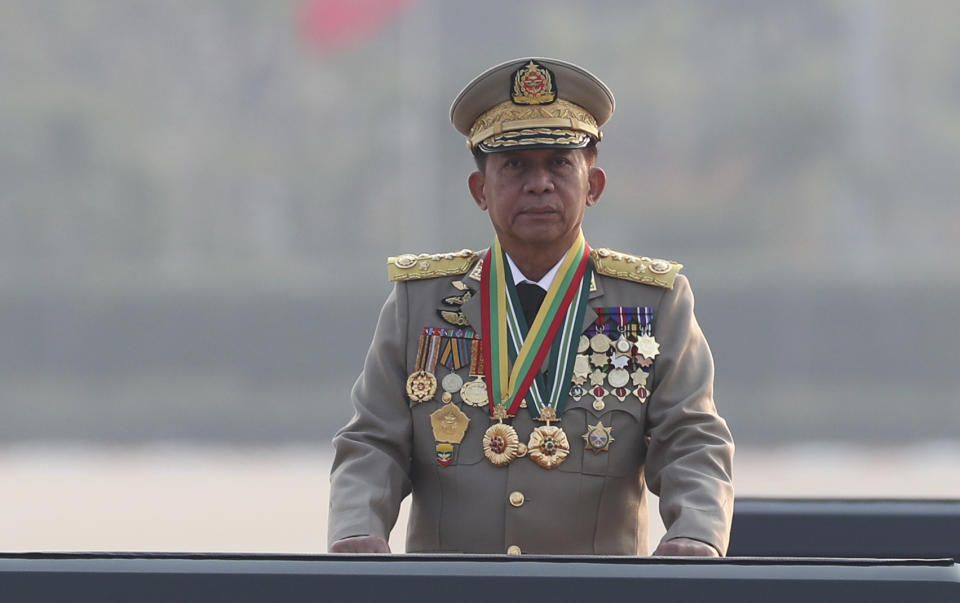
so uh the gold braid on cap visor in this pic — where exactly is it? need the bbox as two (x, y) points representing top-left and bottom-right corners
(467, 99), (600, 151)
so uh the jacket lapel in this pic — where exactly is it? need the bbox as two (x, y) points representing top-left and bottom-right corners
(581, 271), (604, 334)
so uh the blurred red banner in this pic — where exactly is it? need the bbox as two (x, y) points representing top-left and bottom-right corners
(298, 0), (418, 52)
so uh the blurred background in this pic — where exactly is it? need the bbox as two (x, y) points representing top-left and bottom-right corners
(2, 0), (958, 553)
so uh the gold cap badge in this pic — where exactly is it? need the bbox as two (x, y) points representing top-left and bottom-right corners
(512, 60), (556, 105)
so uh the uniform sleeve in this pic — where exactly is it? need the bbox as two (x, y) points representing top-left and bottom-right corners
(327, 283), (413, 547)
(644, 274), (735, 555)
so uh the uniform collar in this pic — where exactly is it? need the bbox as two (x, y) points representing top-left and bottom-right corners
(460, 249), (604, 334)
(504, 252), (564, 291)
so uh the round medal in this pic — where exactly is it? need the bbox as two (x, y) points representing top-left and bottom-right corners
(590, 333), (611, 353)
(607, 367), (630, 389)
(460, 377), (489, 407)
(527, 425), (570, 469)
(482, 422), (522, 466)
(441, 372), (464, 394)
(577, 335), (590, 354)
(614, 334), (632, 353)
(406, 370), (437, 403)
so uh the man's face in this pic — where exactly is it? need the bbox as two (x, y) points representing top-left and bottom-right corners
(468, 148), (605, 253)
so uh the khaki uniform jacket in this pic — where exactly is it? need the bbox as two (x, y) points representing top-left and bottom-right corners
(328, 250), (734, 555)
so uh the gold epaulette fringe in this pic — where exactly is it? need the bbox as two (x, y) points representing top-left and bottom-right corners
(387, 249), (480, 281)
(591, 248), (683, 289)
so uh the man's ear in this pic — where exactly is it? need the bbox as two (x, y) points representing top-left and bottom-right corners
(468, 171), (487, 210)
(586, 167), (606, 207)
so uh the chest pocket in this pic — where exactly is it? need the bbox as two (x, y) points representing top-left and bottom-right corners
(558, 393), (648, 478)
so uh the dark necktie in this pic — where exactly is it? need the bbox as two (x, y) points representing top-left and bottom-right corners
(516, 282), (546, 328)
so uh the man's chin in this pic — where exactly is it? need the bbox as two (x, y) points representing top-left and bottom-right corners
(508, 229), (577, 250)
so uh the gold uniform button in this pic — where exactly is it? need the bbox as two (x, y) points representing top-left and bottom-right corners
(508, 491), (525, 507)
(506, 545), (522, 556)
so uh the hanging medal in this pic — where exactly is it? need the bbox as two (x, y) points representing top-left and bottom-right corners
(480, 232), (593, 469)
(527, 408), (570, 469)
(606, 307), (632, 394)
(406, 330), (441, 403)
(571, 353), (591, 385)
(482, 410), (525, 466)
(632, 307), (657, 399)
(430, 400), (470, 439)
(459, 338), (489, 407)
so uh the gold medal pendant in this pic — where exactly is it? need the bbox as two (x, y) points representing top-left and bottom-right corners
(527, 424), (570, 469)
(590, 352), (609, 369)
(631, 369), (649, 387)
(590, 333), (611, 353)
(430, 403), (470, 445)
(406, 370), (437, 403)
(460, 376), (488, 407)
(482, 422), (524, 466)
(572, 354), (591, 385)
(635, 334), (660, 360)
(407, 331), (442, 403)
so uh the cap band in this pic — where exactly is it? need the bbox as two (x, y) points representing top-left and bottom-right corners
(476, 129), (591, 152)
(468, 99), (600, 151)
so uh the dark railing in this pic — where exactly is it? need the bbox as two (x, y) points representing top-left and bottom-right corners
(729, 498), (960, 560)
(4, 498), (960, 601)
(1, 553), (958, 602)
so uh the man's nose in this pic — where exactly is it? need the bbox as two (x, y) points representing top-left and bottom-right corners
(522, 166), (555, 194)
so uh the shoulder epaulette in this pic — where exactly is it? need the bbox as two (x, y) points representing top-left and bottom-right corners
(387, 249), (480, 282)
(591, 247), (683, 289)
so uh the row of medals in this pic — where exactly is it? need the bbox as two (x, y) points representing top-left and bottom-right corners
(409, 331), (657, 470)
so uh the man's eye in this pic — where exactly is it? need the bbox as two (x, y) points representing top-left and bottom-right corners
(505, 159), (522, 168)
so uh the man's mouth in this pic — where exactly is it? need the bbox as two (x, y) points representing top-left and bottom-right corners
(519, 206), (557, 216)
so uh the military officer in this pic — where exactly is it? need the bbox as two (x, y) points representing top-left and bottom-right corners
(328, 58), (734, 556)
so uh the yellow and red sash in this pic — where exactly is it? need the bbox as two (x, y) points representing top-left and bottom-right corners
(480, 232), (593, 419)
